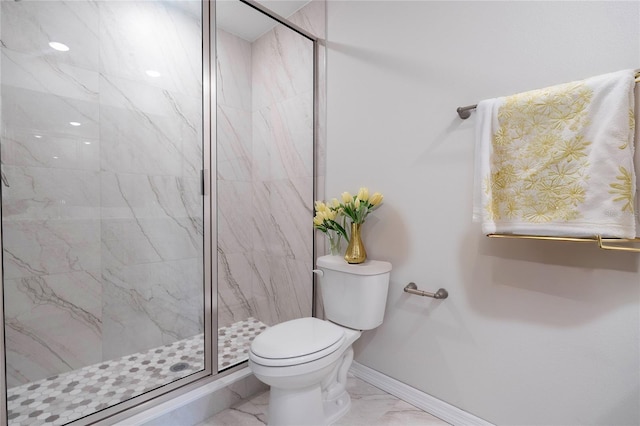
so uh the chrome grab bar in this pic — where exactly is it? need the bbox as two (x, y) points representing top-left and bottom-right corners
(404, 282), (448, 300)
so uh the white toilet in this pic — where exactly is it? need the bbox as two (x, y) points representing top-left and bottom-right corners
(248, 255), (392, 426)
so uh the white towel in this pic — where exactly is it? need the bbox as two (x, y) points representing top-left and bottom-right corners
(634, 77), (640, 237)
(473, 69), (637, 239)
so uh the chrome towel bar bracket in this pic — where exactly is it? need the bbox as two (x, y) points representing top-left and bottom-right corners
(404, 282), (448, 300)
(456, 104), (477, 119)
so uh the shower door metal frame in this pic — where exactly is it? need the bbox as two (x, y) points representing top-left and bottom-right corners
(1, 194), (6, 426)
(94, 0), (322, 422)
(238, 0), (322, 318)
(86, 0), (218, 423)
(96, 1), (322, 421)
(0, 1), (217, 424)
(0, 0), (322, 423)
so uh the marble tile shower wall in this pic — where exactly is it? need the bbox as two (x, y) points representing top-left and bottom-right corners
(217, 3), (319, 329)
(216, 28), (255, 328)
(0, 0), (204, 387)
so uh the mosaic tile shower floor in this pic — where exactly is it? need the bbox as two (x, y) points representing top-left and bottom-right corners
(7, 317), (267, 425)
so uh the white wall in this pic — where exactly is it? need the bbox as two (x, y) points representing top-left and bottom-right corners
(326, 1), (640, 425)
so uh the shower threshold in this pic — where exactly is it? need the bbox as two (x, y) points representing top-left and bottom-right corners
(7, 317), (267, 425)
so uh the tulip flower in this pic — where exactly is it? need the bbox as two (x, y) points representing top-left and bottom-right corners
(341, 192), (352, 204)
(369, 192), (383, 206)
(357, 187), (369, 202)
(315, 201), (328, 213)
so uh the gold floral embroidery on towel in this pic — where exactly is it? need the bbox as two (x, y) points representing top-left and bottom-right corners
(486, 82), (593, 222)
(609, 166), (635, 213)
(620, 109), (635, 149)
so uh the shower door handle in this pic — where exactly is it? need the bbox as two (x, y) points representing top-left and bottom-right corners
(201, 169), (209, 196)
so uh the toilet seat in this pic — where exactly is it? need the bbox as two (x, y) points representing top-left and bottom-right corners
(250, 317), (345, 367)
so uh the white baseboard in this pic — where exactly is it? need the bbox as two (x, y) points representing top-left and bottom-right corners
(349, 362), (494, 426)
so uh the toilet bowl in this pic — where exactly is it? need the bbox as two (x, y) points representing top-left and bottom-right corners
(248, 255), (392, 426)
(249, 317), (361, 425)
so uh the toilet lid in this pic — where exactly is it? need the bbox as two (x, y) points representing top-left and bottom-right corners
(250, 318), (345, 366)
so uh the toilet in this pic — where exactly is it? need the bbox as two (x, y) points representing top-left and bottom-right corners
(248, 255), (392, 426)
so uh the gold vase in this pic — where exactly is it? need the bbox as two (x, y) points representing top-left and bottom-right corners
(344, 222), (366, 264)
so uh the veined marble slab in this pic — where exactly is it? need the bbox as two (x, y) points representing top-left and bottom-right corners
(102, 255), (204, 360)
(217, 250), (256, 328)
(1, 166), (100, 221)
(98, 0), (202, 98)
(4, 270), (102, 388)
(251, 92), (313, 182)
(98, 75), (201, 177)
(1, 0), (99, 71)
(217, 29), (252, 111)
(251, 21), (314, 111)
(217, 104), (253, 182)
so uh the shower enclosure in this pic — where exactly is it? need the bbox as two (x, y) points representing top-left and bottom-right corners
(0, 0), (322, 424)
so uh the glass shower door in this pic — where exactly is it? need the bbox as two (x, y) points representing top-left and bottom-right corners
(0, 0), (210, 423)
(215, 0), (315, 371)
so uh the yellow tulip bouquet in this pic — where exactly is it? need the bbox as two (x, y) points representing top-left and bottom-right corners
(339, 187), (384, 225)
(313, 199), (349, 255)
(314, 187), (383, 257)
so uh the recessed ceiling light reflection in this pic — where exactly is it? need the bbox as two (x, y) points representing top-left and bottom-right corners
(83, 141), (91, 145)
(69, 121), (81, 127)
(53, 156), (59, 159)
(49, 41), (70, 52)
(145, 70), (161, 78)
(34, 135), (43, 139)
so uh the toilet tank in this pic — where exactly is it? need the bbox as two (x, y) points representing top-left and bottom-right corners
(316, 255), (392, 330)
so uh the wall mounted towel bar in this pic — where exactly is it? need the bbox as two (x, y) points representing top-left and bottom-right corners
(456, 72), (640, 119)
(404, 282), (449, 299)
(488, 234), (640, 253)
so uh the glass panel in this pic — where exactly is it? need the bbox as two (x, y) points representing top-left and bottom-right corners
(0, 0), (206, 423)
(216, 0), (315, 371)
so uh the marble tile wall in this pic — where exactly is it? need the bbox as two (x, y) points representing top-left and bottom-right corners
(216, 28), (255, 328)
(216, 1), (323, 330)
(286, 0), (327, 319)
(1, 0), (204, 387)
(249, 2), (321, 325)
(1, 0), (102, 389)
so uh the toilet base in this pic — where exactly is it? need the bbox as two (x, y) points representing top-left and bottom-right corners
(266, 376), (352, 426)
(261, 347), (356, 426)
(268, 385), (325, 426)
(322, 345), (354, 424)
(323, 388), (351, 425)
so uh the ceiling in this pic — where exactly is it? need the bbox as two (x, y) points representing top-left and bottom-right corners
(216, 0), (311, 42)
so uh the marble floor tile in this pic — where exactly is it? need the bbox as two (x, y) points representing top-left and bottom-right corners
(197, 375), (449, 426)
